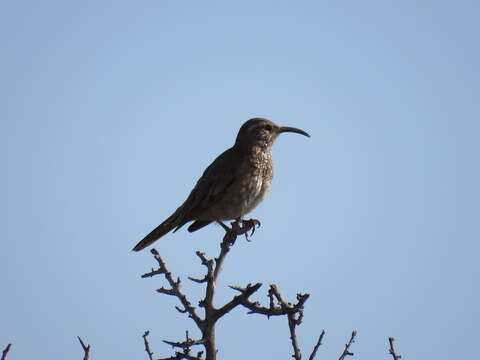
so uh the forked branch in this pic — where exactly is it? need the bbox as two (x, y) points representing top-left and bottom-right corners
(77, 337), (91, 360)
(142, 221), (262, 360)
(388, 337), (402, 360)
(338, 331), (357, 360)
(140, 221), (396, 360)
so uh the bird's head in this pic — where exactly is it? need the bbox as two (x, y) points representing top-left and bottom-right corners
(235, 117), (310, 151)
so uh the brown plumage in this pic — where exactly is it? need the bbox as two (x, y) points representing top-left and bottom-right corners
(132, 118), (309, 251)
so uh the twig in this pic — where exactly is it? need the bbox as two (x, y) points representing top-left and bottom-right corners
(1, 344), (11, 360)
(142, 249), (203, 328)
(200, 235), (237, 360)
(213, 235), (233, 282)
(269, 285), (306, 360)
(338, 331), (357, 360)
(214, 283), (262, 320)
(142, 331), (154, 360)
(388, 337), (402, 360)
(308, 330), (325, 360)
(160, 331), (204, 360)
(143, 221), (320, 360)
(233, 284), (311, 360)
(158, 354), (202, 360)
(238, 285), (310, 318)
(163, 330), (204, 349)
(143, 234), (241, 360)
(77, 336), (91, 360)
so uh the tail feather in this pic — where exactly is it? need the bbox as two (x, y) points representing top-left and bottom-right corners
(188, 220), (212, 232)
(132, 212), (180, 251)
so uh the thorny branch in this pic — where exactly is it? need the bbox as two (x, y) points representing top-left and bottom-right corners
(142, 331), (154, 360)
(388, 337), (402, 360)
(142, 220), (263, 360)
(143, 329), (204, 360)
(77, 337), (91, 360)
(232, 283), (323, 360)
(140, 220), (400, 360)
(308, 330), (325, 360)
(338, 331), (357, 360)
(157, 331), (204, 360)
(1, 344), (11, 360)
(164, 331), (204, 349)
(157, 353), (203, 360)
(142, 249), (203, 329)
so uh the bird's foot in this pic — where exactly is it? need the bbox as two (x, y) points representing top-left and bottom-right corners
(231, 218), (261, 242)
(219, 219), (261, 245)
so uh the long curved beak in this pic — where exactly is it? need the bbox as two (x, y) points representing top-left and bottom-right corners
(278, 126), (310, 138)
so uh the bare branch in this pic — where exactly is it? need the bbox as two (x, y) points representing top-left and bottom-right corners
(288, 313), (302, 360)
(141, 221), (331, 360)
(158, 353), (203, 360)
(142, 331), (155, 360)
(233, 284), (311, 360)
(77, 336), (90, 360)
(157, 287), (178, 296)
(308, 330), (325, 360)
(238, 284), (310, 319)
(163, 339), (205, 348)
(144, 249), (203, 328)
(160, 331), (204, 360)
(338, 331), (357, 360)
(143, 231), (242, 360)
(175, 305), (189, 314)
(163, 331), (204, 349)
(188, 276), (208, 284)
(188, 252), (212, 285)
(1, 344), (12, 360)
(270, 286), (310, 360)
(213, 236), (234, 282)
(195, 251), (212, 268)
(214, 283), (262, 320)
(388, 337), (402, 360)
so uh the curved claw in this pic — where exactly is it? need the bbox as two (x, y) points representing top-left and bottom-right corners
(242, 218), (261, 241)
(250, 219), (261, 236)
(225, 218), (261, 242)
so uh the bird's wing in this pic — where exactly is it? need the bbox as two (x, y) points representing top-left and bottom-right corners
(174, 147), (241, 228)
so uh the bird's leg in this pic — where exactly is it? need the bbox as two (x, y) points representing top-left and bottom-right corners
(217, 220), (237, 245)
(217, 220), (231, 232)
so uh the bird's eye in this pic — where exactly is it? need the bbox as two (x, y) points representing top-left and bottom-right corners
(264, 124), (272, 131)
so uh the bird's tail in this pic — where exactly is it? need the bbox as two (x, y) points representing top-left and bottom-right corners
(132, 210), (182, 251)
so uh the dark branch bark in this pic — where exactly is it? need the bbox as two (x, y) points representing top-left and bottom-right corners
(308, 330), (325, 360)
(214, 283), (262, 320)
(388, 337), (402, 360)
(160, 331), (204, 360)
(1, 344), (11, 360)
(142, 248), (203, 329)
(77, 336), (90, 360)
(338, 331), (357, 360)
(158, 354), (203, 360)
(269, 285), (306, 360)
(140, 221), (379, 360)
(163, 330), (204, 349)
(142, 331), (154, 360)
(232, 283), (324, 360)
(199, 234), (239, 360)
(142, 224), (244, 360)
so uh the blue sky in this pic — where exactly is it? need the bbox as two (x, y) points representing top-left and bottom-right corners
(2, 1), (479, 359)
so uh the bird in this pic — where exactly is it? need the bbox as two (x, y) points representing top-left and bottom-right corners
(132, 117), (310, 251)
